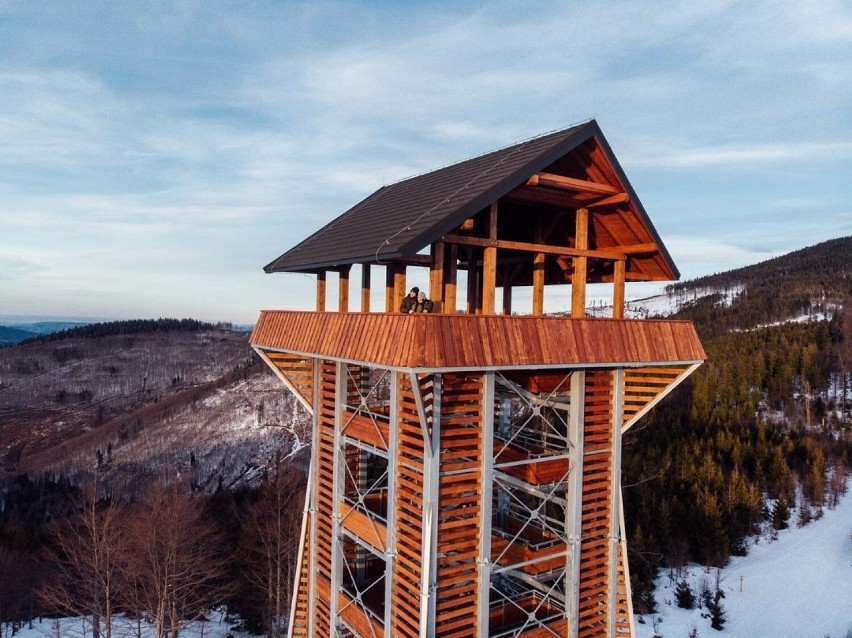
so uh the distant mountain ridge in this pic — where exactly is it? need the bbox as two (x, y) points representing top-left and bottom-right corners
(0, 326), (39, 347)
(0, 321), (90, 347)
(0, 320), (303, 485)
(619, 235), (851, 338)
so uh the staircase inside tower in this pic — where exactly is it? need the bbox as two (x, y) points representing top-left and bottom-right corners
(487, 372), (573, 637)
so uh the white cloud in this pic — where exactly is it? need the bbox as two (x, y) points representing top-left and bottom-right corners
(634, 141), (852, 169)
(0, 0), (850, 322)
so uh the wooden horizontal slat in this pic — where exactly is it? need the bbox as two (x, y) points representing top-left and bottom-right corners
(251, 312), (705, 369)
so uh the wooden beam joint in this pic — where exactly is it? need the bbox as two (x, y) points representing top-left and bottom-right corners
(527, 172), (620, 196)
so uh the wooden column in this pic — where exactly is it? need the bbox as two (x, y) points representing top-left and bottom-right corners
(360, 264), (371, 312)
(316, 271), (326, 312)
(466, 248), (479, 314)
(385, 266), (396, 312)
(430, 242), (445, 311)
(571, 208), (588, 317)
(338, 265), (351, 312)
(612, 259), (626, 319)
(394, 267), (407, 312)
(482, 203), (498, 315)
(502, 282), (513, 315)
(532, 253), (545, 316)
(444, 244), (458, 314)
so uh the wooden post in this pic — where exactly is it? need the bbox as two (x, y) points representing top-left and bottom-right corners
(466, 248), (479, 314)
(482, 203), (498, 315)
(613, 259), (626, 319)
(338, 265), (351, 313)
(316, 271), (326, 313)
(502, 282), (513, 315)
(385, 266), (396, 312)
(360, 264), (371, 312)
(532, 253), (545, 316)
(571, 208), (588, 317)
(430, 242), (445, 311)
(444, 244), (458, 314)
(394, 267), (407, 312)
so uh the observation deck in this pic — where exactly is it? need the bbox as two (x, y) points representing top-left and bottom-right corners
(251, 120), (704, 638)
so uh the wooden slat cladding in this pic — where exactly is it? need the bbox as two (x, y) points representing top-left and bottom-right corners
(578, 370), (615, 638)
(622, 365), (689, 425)
(391, 373), (428, 638)
(313, 361), (337, 634)
(435, 373), (484, 637)
(251, 311), (705, 369)
(260, 350), (314, 408)
(289, 511), (312, 637)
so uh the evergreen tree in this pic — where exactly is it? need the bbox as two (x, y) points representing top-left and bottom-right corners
(771, 498), (790, 531)
(707, 588), (726, 630)
(675, 579), (696, 610)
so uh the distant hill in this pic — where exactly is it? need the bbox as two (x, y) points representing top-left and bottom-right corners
(0, 321), (90, 347)
(614, 235), (851, 339)
(0, 318), (306, 486)
(667, 235), (851, 338)
(0, 326), (39, 347)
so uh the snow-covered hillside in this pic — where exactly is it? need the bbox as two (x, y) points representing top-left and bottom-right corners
(636, 484), (852, 638)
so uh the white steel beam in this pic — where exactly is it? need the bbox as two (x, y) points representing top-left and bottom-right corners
(477, 372), (495, 637)
(417, 373), (441, 638)
(608, 368), (625, 637)
(286, 457), (313, 638)
(565, 371), (586, 638)
(619, 493), (636, 634)
(384, 371), (400, 637)
(306, 358), (322, 637)
(329, 362), (346, 634)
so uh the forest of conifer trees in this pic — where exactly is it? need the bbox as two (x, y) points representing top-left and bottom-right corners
(1, 239), (850, 632)
(623, 302), (851, 612)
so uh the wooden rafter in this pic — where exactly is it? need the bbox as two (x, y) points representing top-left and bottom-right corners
(586, 192), (630, 208)
(527, 172), (621, 196)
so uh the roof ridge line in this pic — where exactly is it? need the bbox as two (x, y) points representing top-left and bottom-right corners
(383, 118), (596, 187)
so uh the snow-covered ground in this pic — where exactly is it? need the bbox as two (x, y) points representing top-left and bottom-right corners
(5, 612), (253, 638)
(6, 488), (849, 638)
(636, 484), (852, 638)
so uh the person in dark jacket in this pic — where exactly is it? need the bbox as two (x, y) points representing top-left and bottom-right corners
(400, 287), (419, 313)
(415, 291), (434, 313)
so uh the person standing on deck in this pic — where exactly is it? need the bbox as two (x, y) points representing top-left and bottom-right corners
(414, 291), (434, 313)
(400, 287), (419, 313)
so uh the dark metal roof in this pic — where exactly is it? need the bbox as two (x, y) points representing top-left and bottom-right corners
(264, 120), (678, 279)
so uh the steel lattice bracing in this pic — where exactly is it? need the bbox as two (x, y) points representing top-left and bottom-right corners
(253, 316), (703, 638)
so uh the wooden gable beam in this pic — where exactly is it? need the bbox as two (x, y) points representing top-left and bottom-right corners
(586, 192), (630, 208)
(527, 172), (620, 196)
(443, 233), (628, 261)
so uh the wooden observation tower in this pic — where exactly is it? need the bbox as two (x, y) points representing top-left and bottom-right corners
(250, 121), (705, 638)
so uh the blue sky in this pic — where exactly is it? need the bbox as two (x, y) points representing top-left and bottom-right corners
(1, 1), (850, 324)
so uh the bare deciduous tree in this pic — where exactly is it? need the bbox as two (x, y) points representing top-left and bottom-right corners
(125, 481), (230, 638)
(39, 474), (126, 638)
(240, 456), (305, 638)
